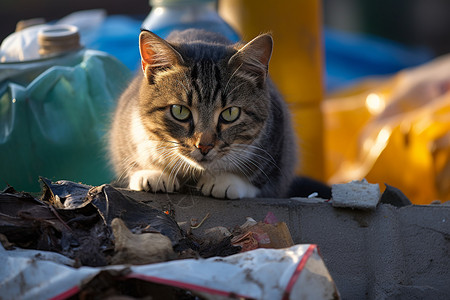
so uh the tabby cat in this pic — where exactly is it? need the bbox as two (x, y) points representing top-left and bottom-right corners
(109, 29), (297, 199)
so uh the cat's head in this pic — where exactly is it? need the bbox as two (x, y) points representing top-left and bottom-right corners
(137, 30), (274, 173)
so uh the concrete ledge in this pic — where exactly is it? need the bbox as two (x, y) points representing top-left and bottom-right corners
(121, 190), (450, 299)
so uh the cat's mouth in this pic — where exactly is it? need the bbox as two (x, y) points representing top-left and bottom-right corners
(188, 148), (214, 163)
(192, 154), (217, 168)
(199, 156), (211, 162)
(193, 156), (212, 168)
(182, 147), (224, 169)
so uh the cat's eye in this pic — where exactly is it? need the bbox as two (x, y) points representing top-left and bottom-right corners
(220, 107), (241, 123)
(170, 105), (191, 121)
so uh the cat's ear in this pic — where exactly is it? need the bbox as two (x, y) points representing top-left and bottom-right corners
(139, 30), (184, 82)
(229, 34), (273, 86)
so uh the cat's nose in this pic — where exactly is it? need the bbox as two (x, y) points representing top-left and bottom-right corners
(195, 143), (213, 156)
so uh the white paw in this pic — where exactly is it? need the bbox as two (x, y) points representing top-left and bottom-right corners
(197, 173), (259, 199)
(129, 170), (179, 193)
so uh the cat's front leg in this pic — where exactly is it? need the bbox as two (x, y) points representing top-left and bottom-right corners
(197, 173), (259, 199)
(129, 170), (179, 193)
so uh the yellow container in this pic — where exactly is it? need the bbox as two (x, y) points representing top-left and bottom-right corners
(219, 0), (324, 181)
(323, 54), (450, 205)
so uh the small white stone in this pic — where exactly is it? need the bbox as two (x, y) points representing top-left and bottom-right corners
(308, 192), (319, 198)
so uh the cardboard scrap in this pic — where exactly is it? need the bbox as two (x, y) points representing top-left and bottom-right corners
(231, 213), (294, 251)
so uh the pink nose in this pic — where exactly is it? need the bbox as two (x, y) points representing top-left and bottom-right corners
(195, 143), (213, 155)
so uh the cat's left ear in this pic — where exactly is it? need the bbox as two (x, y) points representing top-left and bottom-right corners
(229, 34), (273, 85)
(139, 30), (184, 82)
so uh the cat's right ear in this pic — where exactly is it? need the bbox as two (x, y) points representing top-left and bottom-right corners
(139, 31), (184, 83)
(228, 34), (273, 88)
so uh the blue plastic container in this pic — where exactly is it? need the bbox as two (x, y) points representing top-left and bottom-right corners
(142, 0), (240, 42)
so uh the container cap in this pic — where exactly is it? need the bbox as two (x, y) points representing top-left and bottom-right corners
(38, 25), (81, 56)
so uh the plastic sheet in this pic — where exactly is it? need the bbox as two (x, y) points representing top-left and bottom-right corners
(0, 49), (131, 192)
(324, 28), (432, 92)
(324, 54), (450, 204)
(0, 243), (339, 300)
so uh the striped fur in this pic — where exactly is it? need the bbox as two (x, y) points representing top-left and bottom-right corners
(109, 29), (297, 198)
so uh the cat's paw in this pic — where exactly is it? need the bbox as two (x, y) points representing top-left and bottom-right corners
(197, 173), (259, 199)
(129, 170), (179, 193)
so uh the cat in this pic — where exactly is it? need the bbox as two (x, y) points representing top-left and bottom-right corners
(108, 29), (297, 199)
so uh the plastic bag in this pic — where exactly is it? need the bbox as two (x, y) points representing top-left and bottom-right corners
(0, 43), (132, 192)
(324, 54), (450, 204)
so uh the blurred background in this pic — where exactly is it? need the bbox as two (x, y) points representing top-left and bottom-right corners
(1, 0), (450, 204)
(3, 0), (450, 56)
(324, 0), (450, 56)
(2, 0), (449, 92)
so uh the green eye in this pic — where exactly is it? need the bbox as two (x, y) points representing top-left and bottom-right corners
(170, 105), (191, 121)
(220, 107), (240, 123)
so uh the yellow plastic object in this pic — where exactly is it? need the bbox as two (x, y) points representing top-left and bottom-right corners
(219, 0), (324, 181)
(323, 55), (450, 204)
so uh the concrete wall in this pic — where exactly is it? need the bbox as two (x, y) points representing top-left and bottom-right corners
(123, 190), (450, 299)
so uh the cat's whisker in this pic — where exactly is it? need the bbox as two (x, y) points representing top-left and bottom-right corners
(224, 63), (243, 95)
(116, 162), (135, 184)
(168, 156), (184, 187)
(172, 157), (192, 188)
(226, 153), (252, 181)
(226, 151), (250, 176)
(150, 142), (196, 190)
(182, 71), (190, 89)
(226, 82), (245, 97)
(154, 144), (177, 155)
(156, 152), (180, 193)
(231, 146), (280, 172)
(116, 154), (140, 184)
(238, 158), (260, 181)
(153, 140), (177, 147)
(239, 143), (278, 165)
(232, 144), (278, 165)
(175, 79), (189, 94)
(179, 154), (205, 172)
(244, 151), (279, 172)
(187, 159), (200, 181)
(144, 138), (181, 146)
(149, 146), (174, 166)
(229, 149), (271, 182)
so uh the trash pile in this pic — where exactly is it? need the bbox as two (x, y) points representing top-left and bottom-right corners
(0, 178), (339, 299)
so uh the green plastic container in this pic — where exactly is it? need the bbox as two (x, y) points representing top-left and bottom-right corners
(0, 24), (132, 191)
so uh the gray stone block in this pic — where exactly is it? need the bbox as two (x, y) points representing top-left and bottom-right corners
(332, 179), (381, 210)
